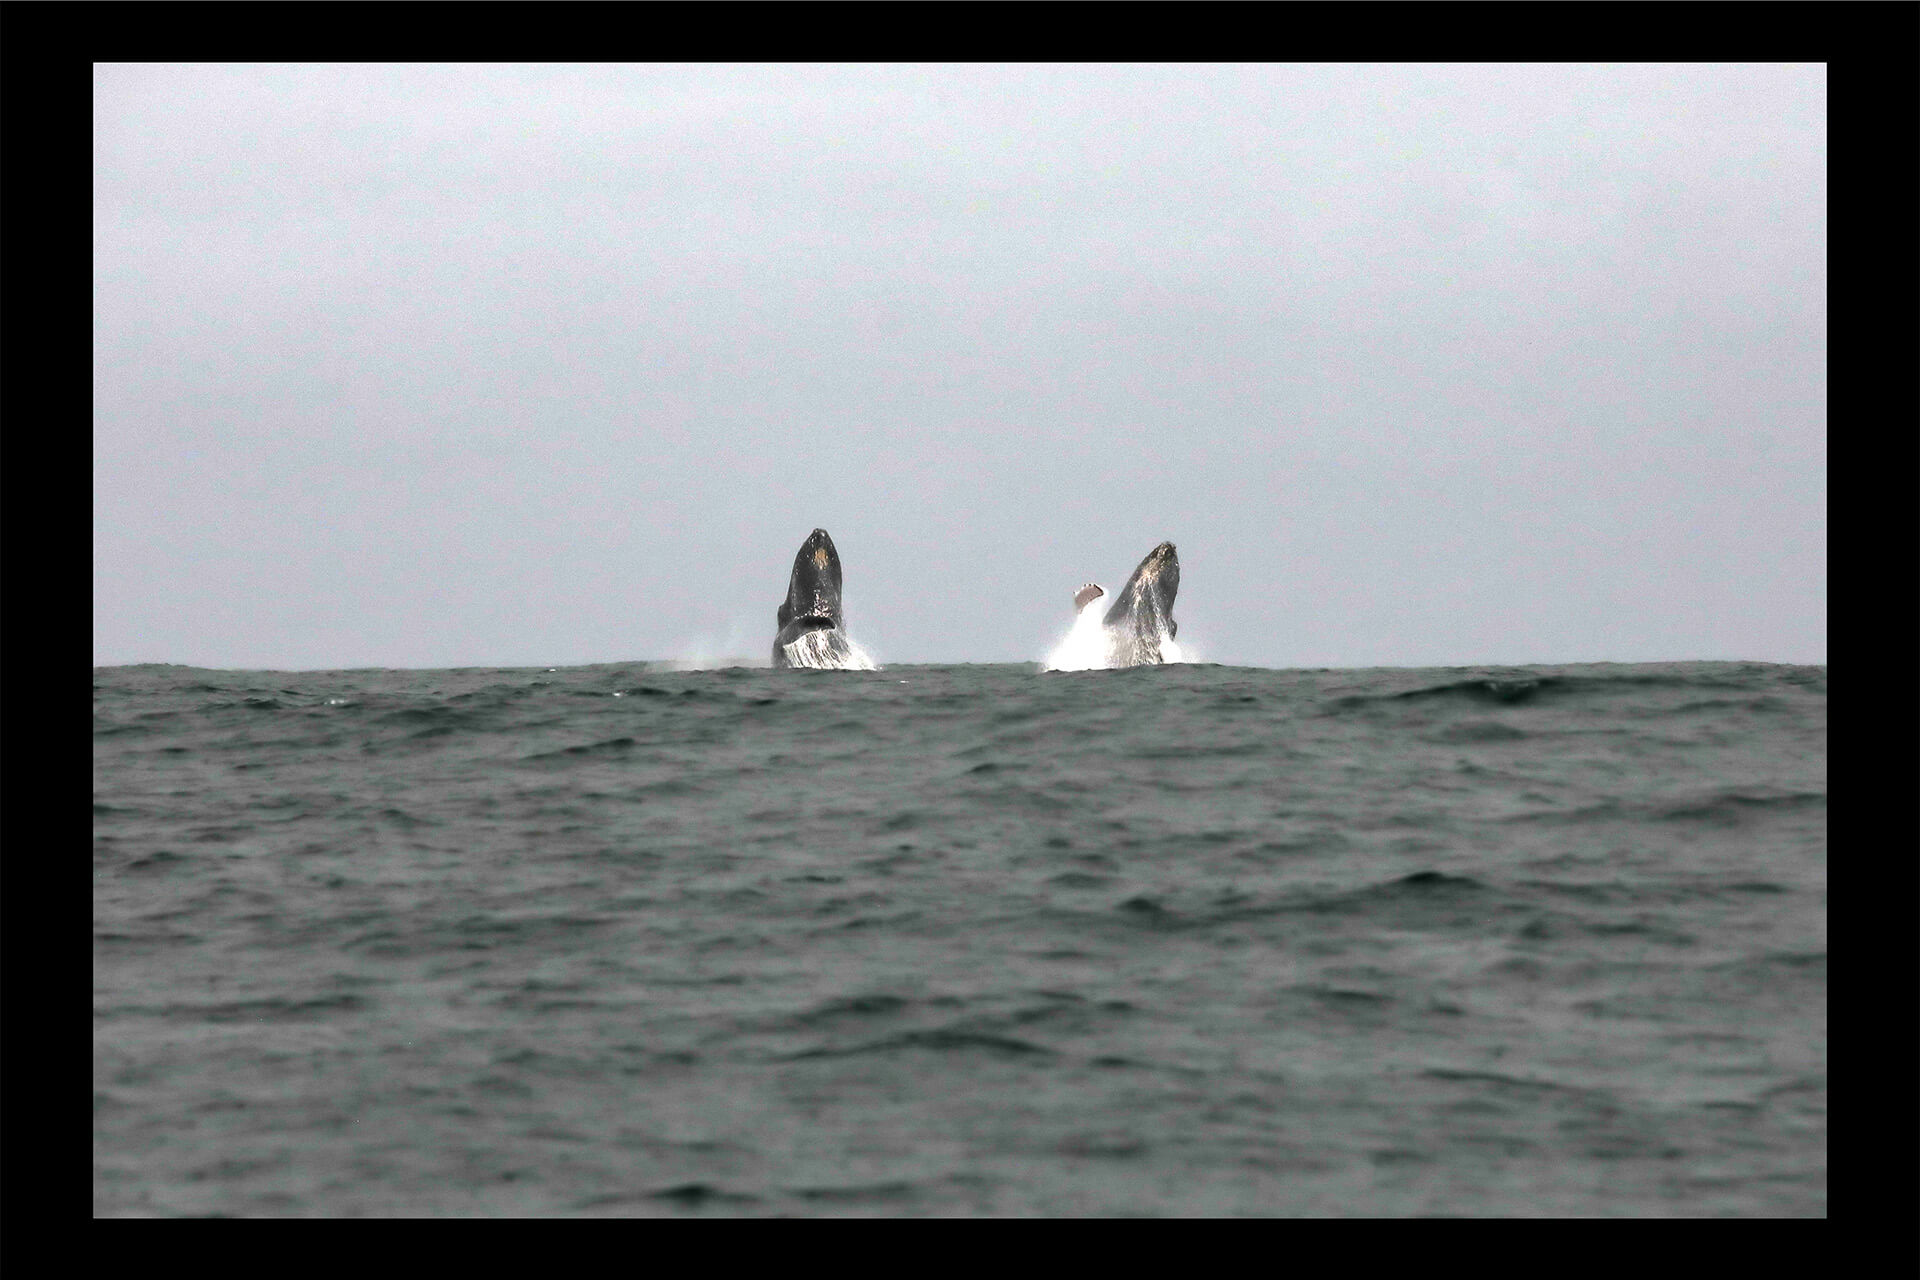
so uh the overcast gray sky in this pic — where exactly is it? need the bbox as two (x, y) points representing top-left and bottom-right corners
(94, 63), (1825, 669)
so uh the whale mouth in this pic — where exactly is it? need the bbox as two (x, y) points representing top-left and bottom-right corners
(783, 614), (835, 635)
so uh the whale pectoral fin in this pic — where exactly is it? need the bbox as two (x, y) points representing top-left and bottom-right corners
(1073, 583), (1105, 611)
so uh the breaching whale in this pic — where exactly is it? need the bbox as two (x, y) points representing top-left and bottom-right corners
(1102, 541), (1180, 666)
(1044, 542), (1181, 671)
(772, 528), (878, 670)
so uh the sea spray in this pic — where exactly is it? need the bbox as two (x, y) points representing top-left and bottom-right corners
(1044, 593), (1191, 670)
(779, 628), (880, 670)
(1044, 591), (1116, 671)
(666, 620), (769, 670)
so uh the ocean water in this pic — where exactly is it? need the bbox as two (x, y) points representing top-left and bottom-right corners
(93, 660), (1826, 1217)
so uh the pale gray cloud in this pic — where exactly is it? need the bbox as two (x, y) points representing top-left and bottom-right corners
(95, 63), (1825, 668)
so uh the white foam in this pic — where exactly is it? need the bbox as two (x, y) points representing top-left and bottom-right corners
(1044, 591), (1193, 671)
(1043, 593), (1115, 672)
(779, 628), (880, 671)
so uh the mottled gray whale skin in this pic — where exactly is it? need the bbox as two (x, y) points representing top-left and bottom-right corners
(772, 528), (874, 669)
(1102, 541), (1179, 666)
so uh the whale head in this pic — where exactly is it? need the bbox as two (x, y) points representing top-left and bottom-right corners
(779, 528), (845, 637)
(1104, 541), (1177, 630)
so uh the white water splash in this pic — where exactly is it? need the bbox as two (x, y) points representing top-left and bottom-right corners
(1043, 593), (1116, 671)
(1043, 593), (1192, 671)
(779, 628), (880, 671)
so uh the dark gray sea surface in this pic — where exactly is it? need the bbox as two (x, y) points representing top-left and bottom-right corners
(93, 660), (1826, 1217)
